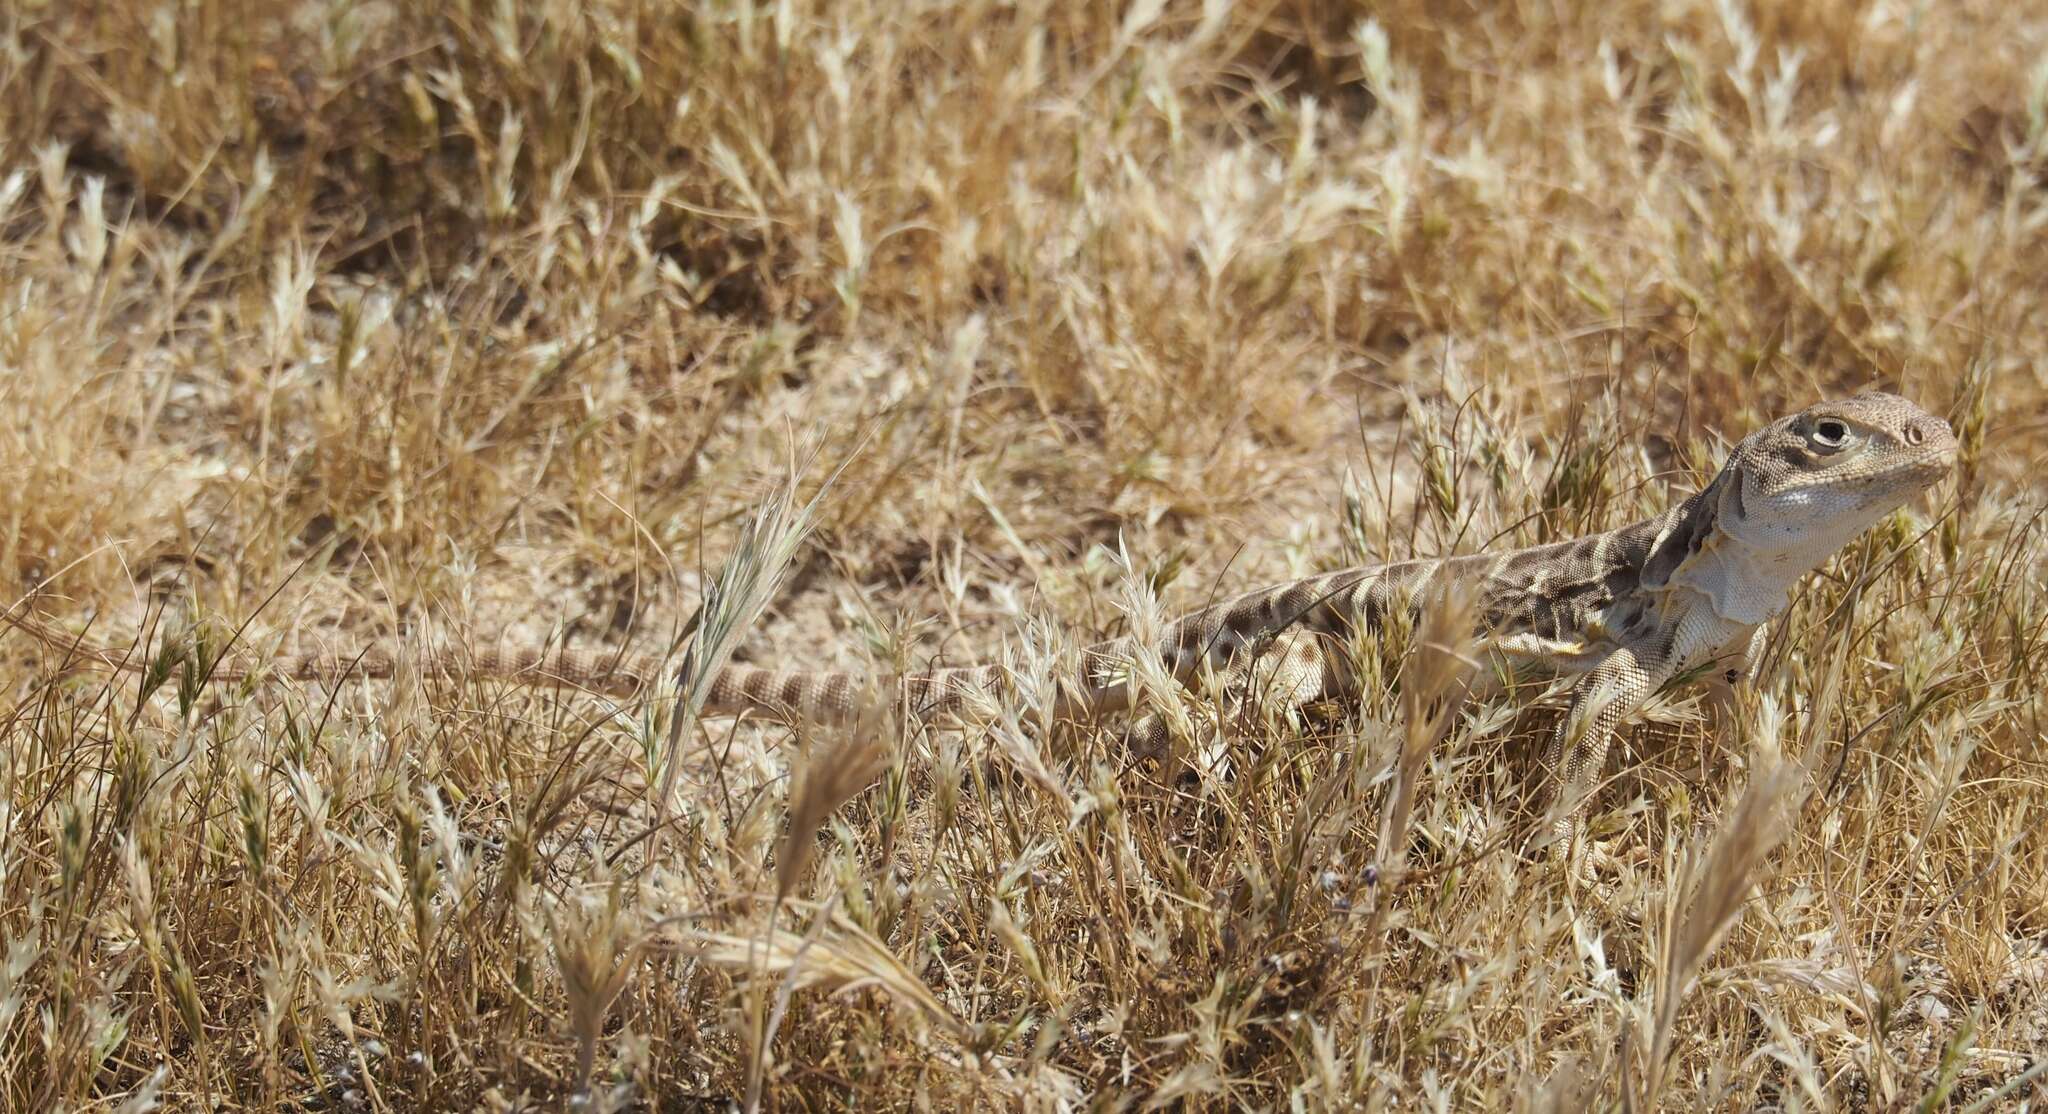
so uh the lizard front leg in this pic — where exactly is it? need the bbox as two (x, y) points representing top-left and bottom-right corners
(1543, 646), (1665, 878)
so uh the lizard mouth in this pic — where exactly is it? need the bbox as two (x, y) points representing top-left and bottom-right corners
(1891, 444), (1960, 519)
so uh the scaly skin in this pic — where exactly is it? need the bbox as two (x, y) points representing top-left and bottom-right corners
(8, 393), (1957, 871)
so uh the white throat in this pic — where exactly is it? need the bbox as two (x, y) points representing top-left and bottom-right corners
(1667, 527), (1819, 625)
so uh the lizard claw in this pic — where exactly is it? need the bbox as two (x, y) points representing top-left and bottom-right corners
(1576, 837), (1638, 880)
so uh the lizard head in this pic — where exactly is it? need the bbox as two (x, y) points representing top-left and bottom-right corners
(1719, 391), (1958, 562)
(1641, 391), (1956, 622)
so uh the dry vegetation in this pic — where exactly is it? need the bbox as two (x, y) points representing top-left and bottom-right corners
(2, 0), (2046, 1108)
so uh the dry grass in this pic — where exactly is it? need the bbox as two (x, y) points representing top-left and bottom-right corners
(2, 0), (2046, 1108)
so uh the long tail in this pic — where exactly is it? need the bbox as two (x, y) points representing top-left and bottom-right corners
(3, 563), (1383, 722)
(705, 664), (1005, 722)
(2, 610), (668, 697)
(1, 608), (1012, 720)
(697, 567), (1391, 724)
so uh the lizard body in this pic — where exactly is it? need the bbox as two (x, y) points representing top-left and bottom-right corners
(9, 393), (1956, 861)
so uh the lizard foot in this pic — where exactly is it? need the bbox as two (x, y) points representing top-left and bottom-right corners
(1539, 830), (1648, 901)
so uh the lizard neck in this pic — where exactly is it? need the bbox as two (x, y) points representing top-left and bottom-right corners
(1650, 473), (1837, 626)
(1663, 527), (1801, 625)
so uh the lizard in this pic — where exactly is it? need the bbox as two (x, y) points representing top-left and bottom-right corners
(6, 393), (1957, 869)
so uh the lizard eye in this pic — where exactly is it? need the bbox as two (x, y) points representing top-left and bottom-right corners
(1810, 418), (1851, 449)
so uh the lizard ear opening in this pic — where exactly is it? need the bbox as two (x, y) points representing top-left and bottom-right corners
(1641, 471), (1727, 589)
